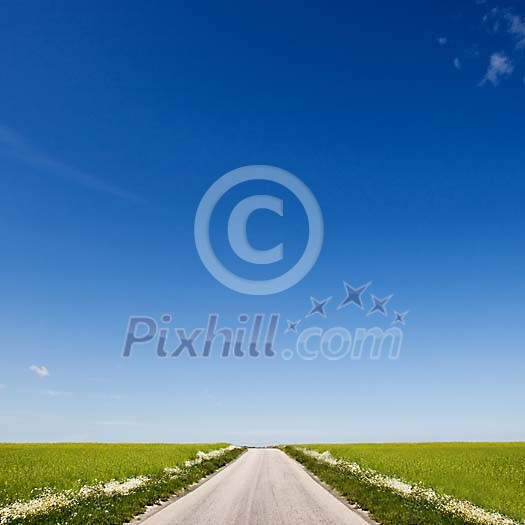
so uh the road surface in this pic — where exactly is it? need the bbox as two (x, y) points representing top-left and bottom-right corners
(139, 448), (372, 525)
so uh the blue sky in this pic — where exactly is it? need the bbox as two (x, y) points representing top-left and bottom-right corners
(1, 0), (524, 445)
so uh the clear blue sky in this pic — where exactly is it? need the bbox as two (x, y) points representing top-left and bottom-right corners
(1, 0), (524, 445)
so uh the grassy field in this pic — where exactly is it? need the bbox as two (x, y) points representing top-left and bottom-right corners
(307, 443), (525, 522)
(0, 443), (243, 524)
(0, 442), (227, 505)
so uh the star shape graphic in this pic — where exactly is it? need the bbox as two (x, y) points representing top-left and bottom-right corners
(367, 294), (393, 316)
(306, 296), (332, 319)
(392, 311), (408, 325)
(285, 319), (301, 333)
(337, 281), (372, 310)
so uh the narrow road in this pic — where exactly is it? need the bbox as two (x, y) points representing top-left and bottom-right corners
(139, 448), (372, 525)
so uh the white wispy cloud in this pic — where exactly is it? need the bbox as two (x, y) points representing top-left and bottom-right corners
(454, 57), (462, 70)
(0, 125), (138, 201)
(479, 52), (514, 85)
(484, 7), (525, 48)
(0, 384), (6, 390)
(473, 6), (525, 86)
(437, 37), (448, 45)
(505, 13), (525, 49)
(29, 365), (50, 378)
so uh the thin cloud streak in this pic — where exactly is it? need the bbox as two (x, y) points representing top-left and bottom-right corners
(0, 125), (139, 202)
(95, 420), (142, 426)
(45, 389), (72, 397)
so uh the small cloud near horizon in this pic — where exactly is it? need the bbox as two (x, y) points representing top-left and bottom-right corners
(29, 365), (50, 378)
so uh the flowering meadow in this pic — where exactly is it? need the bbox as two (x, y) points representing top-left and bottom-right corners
(284, 443), (525, 525)
(0, 443), (243, 524)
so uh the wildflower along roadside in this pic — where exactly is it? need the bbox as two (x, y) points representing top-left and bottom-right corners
(0, 445), (242, 525)
(286, 447), (523, 525)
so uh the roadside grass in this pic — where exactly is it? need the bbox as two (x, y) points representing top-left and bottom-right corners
(283, 445), (523, 525)
(0, 443), (226, 505)
(0, 443), (244, 525)
(305, 443), (525, 522)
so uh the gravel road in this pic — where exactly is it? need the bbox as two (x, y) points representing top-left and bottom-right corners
(139, 448), (372, 525)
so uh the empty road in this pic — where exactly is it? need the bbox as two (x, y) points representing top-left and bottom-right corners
(139, 448), (372, 525)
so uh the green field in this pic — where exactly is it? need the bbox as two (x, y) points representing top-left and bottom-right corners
(307, 442), (525, 522)
(0, 443), (243, 525)
(0, 442), (227, 506)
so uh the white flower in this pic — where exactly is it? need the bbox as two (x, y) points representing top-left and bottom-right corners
(0, 445), (240, 524)
(103, 476), (150, 495)
(294, 447), (520, 525)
